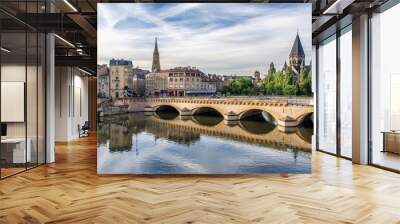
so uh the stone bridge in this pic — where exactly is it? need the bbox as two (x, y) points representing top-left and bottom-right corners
(141, 97), (313, 127)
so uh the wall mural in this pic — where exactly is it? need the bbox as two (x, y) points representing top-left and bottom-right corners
(97, 3), (313, 174)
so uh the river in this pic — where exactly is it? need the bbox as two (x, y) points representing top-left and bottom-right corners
(97, 111), (312, 174)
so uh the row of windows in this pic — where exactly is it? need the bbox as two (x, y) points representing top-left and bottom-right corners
(111, 67), (130, 73)
(168, 84), (215, 89)
(168, 72), (202, 77)
(169, 77), (202, 82)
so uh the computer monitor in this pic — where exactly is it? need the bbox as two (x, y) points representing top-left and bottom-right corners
(1, 123), (7, 137)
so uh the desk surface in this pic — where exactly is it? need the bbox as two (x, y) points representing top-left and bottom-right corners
(1, 138), (27, 143)
(381, 131), (400, 134)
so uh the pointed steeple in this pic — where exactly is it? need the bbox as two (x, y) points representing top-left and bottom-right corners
(154, 37), (158, 53)
(152, 37), (161, 72)
(289, 32), (305, 57)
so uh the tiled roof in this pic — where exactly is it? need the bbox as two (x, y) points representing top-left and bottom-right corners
(110, 59), (133, 66)
(168, 66), (204, 74)
(289, 33), (305, 57)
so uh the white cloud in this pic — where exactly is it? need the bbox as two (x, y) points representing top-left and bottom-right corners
(98, 3), (312, 76)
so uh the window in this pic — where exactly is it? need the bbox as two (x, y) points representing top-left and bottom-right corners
(370, 4), (400, 171)
(317, 35), (337, 154)
(339, 27), (352, 158)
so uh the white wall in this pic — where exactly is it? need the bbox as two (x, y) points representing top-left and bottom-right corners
(1, 63), (46, 165)
(54, 67), (89, 141)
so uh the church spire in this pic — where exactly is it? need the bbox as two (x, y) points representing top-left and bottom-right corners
(154, 37), (158, 53)
(152, 37), (160, 72)
(289, 32), (305, 57)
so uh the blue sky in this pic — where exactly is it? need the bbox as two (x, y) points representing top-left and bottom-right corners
(98, 3), (311, 76)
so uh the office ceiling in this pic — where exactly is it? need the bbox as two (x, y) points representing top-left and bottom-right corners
(0, 0), (390, 74)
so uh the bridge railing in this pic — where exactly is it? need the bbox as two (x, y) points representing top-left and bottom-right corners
(147, 96), (314, 106)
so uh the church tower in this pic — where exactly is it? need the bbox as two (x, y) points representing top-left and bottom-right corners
(289, 32), (305, 81)
(152, 37), (161, 72)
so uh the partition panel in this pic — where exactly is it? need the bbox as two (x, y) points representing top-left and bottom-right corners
(0, 1), (46, 179)
(1, 31), (28, 178)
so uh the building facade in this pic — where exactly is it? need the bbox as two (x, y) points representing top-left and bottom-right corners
(167, 67), (216, 96)
(207, 74), (225, 91)
(109, 59), (133, 99)
(145, 70), (169, 96)
(132, 68), (150, 96)
(97, 64), (110, 98)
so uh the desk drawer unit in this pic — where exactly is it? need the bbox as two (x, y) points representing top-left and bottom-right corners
(383, 132), (400, 154)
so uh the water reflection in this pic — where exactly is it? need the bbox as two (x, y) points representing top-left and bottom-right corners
(98, 112), (312, 174)
(155, 110), (179, 120)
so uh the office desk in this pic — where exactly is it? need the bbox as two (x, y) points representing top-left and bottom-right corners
(1, 138), (31, 163)
(382, 131), (400, 154)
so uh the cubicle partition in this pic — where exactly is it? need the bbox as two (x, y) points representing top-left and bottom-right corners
(0, 1), (46, 179)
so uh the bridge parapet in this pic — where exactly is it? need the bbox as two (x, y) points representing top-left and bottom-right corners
(146, 97), (292, 107)
(147, 96), (313, 105)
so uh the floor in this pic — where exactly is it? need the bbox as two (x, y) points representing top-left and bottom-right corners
(373, 151), (400, 171)
(0, 135), (400, 224)
(0, 167), (25, 178)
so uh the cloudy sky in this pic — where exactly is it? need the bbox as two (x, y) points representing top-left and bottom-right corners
(98, 3), (311, 76)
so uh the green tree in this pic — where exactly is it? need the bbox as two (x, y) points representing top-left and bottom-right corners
(283, 84), (298, 96)
(274, 71), (286, 95)
(260, 63), (312, 96)
(220, 77), (255, 95)
(298, 69), (312, 96)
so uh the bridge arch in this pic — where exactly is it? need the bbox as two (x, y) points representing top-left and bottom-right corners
(295, 112), (314, 126)
(238, 108), (279, 123)
(191, 106), (224, 117)
(153, 105), (180, 113)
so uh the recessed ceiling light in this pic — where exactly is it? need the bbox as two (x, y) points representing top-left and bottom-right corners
(78, 67), (92, 76)
(323, 0), (355, 15)
(1, 47), (11, 53)
(54, 34), (75, 48)
(63, 0), (78, 12)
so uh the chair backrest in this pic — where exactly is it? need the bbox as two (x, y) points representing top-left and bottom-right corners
(82, 121), (90, 129)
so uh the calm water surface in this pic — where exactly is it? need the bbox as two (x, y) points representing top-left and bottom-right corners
(97, 112), (312, 174)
